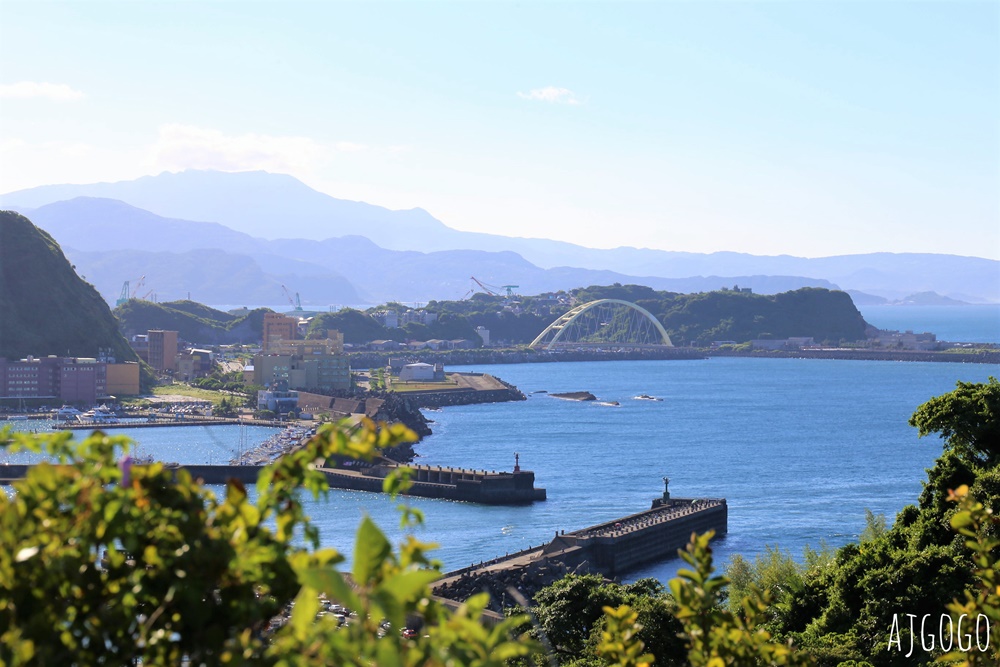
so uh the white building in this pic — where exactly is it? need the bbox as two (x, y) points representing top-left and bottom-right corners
(399, 362), (436, 382)
(475, 326), (490, 346)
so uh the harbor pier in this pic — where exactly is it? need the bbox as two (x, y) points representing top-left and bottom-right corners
(318, 462), (546, 504)
(0, 461), (547, 505)
(433, 489), (727, 610)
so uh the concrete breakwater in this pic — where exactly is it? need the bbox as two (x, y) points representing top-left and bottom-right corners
(349, 347), (706, 369)
(0, 463), (266, 485)
(353, 346), (999, 367)
(318, 462), (545, 504)
(399, 375), (526, 409)
(707, 348), (1000, 364)
(0, 461), (547, 505)
(433, 496), (727, 612)
(50, 416), (287, 431)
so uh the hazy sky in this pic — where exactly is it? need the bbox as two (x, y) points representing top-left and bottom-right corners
(1, 1), (998, 259)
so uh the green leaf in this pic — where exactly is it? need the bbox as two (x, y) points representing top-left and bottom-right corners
(353, 515), (392, 585)
(298, 566), (361, 611)
(289, 586), (320, 639)
(376, 569), (439, 604)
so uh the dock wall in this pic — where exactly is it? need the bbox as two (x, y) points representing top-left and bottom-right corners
(321, 466), (545, 504)
(434, 497), (728, 611)
(537, 499), (727, 577)
(574, 500), (727, 575)
(0, 463), (267, 485)
(0, 462), (545, 505)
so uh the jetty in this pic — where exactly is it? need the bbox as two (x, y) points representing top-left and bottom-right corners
(50, 416), (287, 430)
(318, 461), (545, 504)
(0, 460), (547, 505)
(433, 480), (727, 610)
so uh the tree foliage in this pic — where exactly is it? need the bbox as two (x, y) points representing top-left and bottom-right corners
(910, 377), (1000, 467)
(0, 421), (541, 665)
(755, 378), (1000, 666)
(670, 530), (813, 667)
(530, 574), (685, 664)
(115, 299), (271, 345)
(938, 484), (1000, 665)
(4, 378), (999, 666)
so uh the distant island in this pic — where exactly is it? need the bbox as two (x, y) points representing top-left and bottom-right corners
(847, 289), (971, 306)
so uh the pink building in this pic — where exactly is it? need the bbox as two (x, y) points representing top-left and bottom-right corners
(0, 355), (108, 404)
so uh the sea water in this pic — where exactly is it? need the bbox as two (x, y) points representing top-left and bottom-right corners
(8, 359), (997, 582)
(252, 355), (995, 582)
(858, 304), (1000, 344)
(7, 307), (999, 582)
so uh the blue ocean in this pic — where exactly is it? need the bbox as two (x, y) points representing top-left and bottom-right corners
(6, 306), (999, 582)
(858, 304), (1000, 344)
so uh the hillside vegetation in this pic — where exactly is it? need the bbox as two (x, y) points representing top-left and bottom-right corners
(0, 210), (140, 363)
(114, 300), (270, 344)
(431, 285), (869, 346)
(114, 285), (869, 349)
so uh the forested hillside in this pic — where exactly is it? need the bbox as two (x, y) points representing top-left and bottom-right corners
(570, 284), (869, 345)
(0, 210), (140, 363)
(114, 300), (270, 344)
(425, 285), (868, 347)
(112, 285), (869, 348)
(305, 307), (482, 345)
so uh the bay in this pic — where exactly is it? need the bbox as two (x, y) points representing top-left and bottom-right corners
(10, 357), (997, 583)
(7, 299), (998, 584)
(857, 304), (1000, 344)
(303, 356), (999, 581)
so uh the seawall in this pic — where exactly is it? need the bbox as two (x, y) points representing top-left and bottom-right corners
(0, 461), (546, 505)
(0, 463), (266, 485)
(433, 496), (727, 611)
(706, 348), (1000, 364)
(397, 379), (526, 409)
(350, 346), (999, 367)
(349, 347), (706, 368)
(547, 498), (727, 575)
(319, 463), (546, 504)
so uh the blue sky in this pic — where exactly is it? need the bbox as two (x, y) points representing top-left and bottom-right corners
(1, 1), (998, 259)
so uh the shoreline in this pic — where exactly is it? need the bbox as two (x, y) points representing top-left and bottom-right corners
(705, 348), (1000, 364)
(347, 346), (1000, 368)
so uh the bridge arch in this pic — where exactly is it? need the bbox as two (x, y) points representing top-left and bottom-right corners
(528, 299), (673, 350)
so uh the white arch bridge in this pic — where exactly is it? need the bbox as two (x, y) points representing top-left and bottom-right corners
(528, 299), (674, 350)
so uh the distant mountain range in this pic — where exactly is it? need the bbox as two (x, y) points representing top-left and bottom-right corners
(3, 170), (997, 305)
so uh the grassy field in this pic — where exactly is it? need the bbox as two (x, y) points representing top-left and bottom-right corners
(388, 377), (461, 393)
(149, 384), (230, 404)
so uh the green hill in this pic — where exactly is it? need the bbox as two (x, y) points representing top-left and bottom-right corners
(114, 300), (270, 345)
(575, 285), (868, 345)
(0, 210), (141, 363)
(428, 285), (868, 346)
(112, 285), (869, 349)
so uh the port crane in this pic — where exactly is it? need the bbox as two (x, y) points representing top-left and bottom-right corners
(281, 285), (304, 311)
(465, 277), (519, 300)
(115, 275), (146, 306)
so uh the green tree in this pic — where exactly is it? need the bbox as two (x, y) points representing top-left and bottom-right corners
(0, 421), (543, 665)
(669, 530), (812, 666)
(937, 484), (1000, 666)
(767, 378), (1000, 666)
(529, 574), (687, 664)
(909, 377), (1000, 467)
